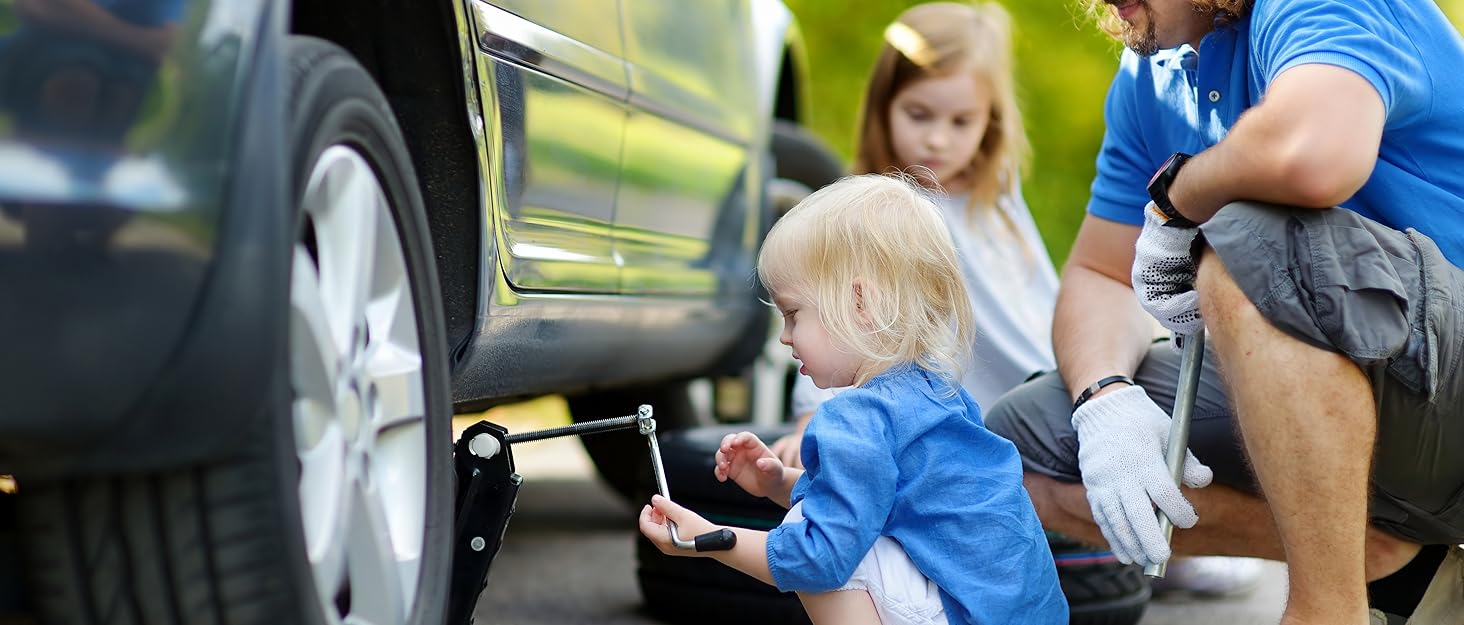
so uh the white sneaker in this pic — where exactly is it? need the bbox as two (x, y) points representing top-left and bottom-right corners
(1150, 556), (1265, 597)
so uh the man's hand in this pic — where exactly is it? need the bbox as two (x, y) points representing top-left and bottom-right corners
(767, 413), (812, 469)
(715, 431), (786, 498)
(1133, 202), (1204, 335)
(638, 495), (720, 558)
(1071, 385), (1214, 566)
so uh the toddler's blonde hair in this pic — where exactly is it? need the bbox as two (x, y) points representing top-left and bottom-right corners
(758, 174), (975, 392)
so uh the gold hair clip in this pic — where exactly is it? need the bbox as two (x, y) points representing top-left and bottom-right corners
(884, 22), (937, 67)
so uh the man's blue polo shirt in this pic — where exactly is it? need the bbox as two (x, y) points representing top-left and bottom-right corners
(1088, 0), (1464, 264)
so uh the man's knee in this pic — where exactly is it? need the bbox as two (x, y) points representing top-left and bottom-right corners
(1196, 246), (1264, 334)
(984, 373), (1082, 481)
(984, 375), (1057, 443)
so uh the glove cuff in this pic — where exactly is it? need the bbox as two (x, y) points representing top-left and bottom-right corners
(1071, 384), (1154, 431)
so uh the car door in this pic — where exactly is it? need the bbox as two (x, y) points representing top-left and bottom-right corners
(475, 0), (627, 292)
(614, 0), (759, 295)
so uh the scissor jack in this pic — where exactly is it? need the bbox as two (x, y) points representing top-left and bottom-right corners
(445, 404), (735, 625)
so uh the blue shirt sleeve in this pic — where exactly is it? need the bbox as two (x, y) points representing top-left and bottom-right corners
(1250, 0), (1429, 122)
(766, 389), (899, 592)
(1087, 49), (1153, 226)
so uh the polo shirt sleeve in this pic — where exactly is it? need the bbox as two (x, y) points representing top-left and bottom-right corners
(1250, 0), (1427, 120)
(765, 389), (898, 592)
(1087, 49), (1153, 226)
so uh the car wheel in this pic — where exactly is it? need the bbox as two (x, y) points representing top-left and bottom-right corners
(16, 36), (453, 625)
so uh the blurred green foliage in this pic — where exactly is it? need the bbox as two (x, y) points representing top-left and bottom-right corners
(786, 0), (1464, 266)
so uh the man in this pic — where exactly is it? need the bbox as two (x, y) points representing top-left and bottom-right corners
(984, 0), (1464, 623)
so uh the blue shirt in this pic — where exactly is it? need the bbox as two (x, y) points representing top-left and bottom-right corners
(765, 365), (1067, 625)
(1089, 0), (1464, 265)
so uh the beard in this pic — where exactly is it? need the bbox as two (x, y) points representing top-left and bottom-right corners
(1120, 3), (1162, 56)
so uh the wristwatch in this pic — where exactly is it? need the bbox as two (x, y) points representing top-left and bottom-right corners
(1147, 152), (1199, 228)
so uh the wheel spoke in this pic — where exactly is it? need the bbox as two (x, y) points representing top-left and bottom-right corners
(305, 147), (382, 354)
(291, 246), (343, 448)
(345, 477), (408, 624)
(298, 424), (349, 606)
(371, 423), (426, 588)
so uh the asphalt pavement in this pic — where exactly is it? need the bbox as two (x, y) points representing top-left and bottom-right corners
(468, 418), (1290, 625)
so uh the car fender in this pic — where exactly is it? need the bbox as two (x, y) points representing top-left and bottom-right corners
(0, 0), (292, 477)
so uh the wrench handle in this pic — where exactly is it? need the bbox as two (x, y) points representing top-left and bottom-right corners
(1145, 329), (1206, 578)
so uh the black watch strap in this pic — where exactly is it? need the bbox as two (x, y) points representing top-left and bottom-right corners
(1072, 375), (1136, 411)
(1147, 152), (1199, 228)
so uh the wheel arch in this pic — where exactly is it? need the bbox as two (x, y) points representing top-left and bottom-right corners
(289, 0), (483, 358)
(774, 18), (812, 125)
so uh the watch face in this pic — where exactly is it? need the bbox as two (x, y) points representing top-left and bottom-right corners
(1150, 153), (1180, 187)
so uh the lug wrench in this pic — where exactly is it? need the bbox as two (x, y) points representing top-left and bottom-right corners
(470, 404), (735, 552)
(1144, 328), (1205, 579)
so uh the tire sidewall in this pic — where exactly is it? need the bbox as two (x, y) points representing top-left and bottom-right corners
(282, 38), (452, 625)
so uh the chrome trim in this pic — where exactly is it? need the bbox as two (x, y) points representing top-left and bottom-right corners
(468, 0), (628, 101)
(450, 0), (503, 342)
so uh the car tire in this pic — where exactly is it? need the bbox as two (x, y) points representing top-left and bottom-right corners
(15, 36), (453, 625)
(771, 119), (845, 200)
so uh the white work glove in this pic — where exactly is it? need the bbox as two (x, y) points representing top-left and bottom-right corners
(1133, 202), (1204, 335)
(1072, 384), (1213, 566)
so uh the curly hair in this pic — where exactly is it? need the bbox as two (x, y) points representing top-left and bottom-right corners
(1077, 0), (1254, 39)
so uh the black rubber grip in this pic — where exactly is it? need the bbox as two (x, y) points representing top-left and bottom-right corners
(693, 529), (737, 552)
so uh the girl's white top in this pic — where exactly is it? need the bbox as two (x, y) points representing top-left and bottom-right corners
(791, 187), (1059, 414)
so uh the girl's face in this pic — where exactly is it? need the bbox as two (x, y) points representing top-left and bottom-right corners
(888, 71), (991, 190)
(774, 291), (863, 389)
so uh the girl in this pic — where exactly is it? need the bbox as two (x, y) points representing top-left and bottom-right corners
(770, 0), (1058, 468)
(638, 174), (1068, 625)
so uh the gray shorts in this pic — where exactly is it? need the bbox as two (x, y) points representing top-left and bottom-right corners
(986, 202), (1464, 545)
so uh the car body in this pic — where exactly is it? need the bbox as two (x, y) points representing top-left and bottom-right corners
(0, 1), (834, 624)
(1, 0), (805, 473)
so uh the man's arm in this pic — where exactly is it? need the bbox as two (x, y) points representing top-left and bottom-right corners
(1170, 64), (1386, 222)
(1053, 215), (1156, 403)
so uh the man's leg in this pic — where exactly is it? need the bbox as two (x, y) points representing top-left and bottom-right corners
(1198, 246), (1374, 624)
(1023, 472), (1284, 559)
(1023, 471), (1419, 580)
(987, 342), (1422, 582)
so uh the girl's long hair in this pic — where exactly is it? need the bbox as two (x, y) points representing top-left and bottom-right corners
(853, 1), (1028, 209)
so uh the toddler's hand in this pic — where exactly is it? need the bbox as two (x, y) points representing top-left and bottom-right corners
(714, 431), (785, 498)
(638, 494), (719, 558)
